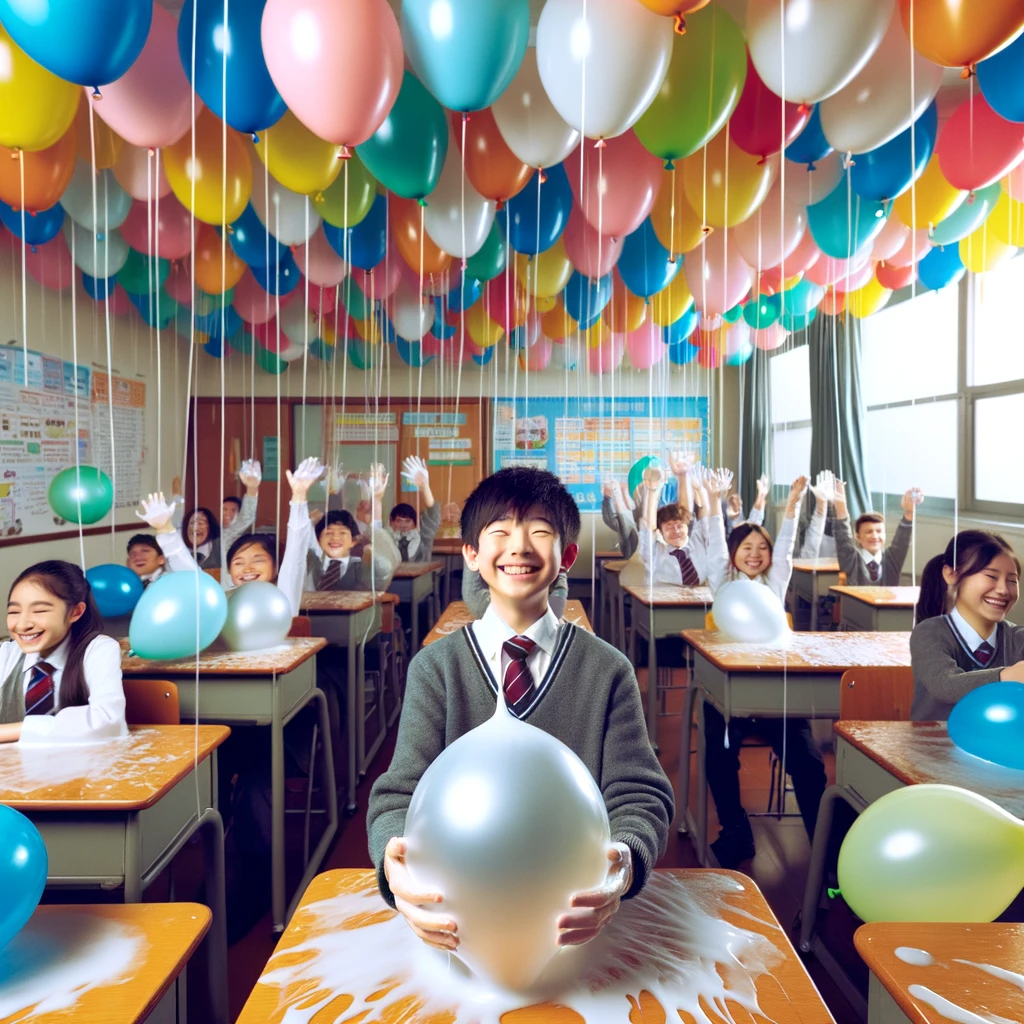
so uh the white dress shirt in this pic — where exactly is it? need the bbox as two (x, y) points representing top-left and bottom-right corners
(949, 606), (997, 656)
(707, 515), (798, 603)
(0, 634), (128, 745)
(638, 515), (722, 586)
(859, 546), (883, 577)
(471, 604), (561, 691)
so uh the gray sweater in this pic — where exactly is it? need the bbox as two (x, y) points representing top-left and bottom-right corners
(600, 496), (639, 558)
(367, 624), (674, 907)
(910, 615), (1024, 721)
(462, 566), (569, 619)
(388, 502), (441, 563)
(834, 516), (912, 586)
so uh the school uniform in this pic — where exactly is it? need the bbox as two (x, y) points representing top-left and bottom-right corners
(138, 565), (167, 587)
(181, 493), (259, 572)
(0, 634), (127, 743)
(461, 566), (569, 619)
(799, 508), (837, 559)
(601, 495), (639, 558)
(833, 515), (912, 586)
(638, 514), (725, 587)
(387, 502), (441, 563)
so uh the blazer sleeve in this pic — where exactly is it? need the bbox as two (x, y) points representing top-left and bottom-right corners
(360, 521), (401, 589)
(832, 516), (860, 578)
(910, 620), (1005, 713)
(416, 502), (441, 561)
(884, 518), (913, 585)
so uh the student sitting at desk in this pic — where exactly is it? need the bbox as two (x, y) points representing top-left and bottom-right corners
(126, 534), (167, 586)
(911, 530), (1024, 721)
(389, 456), (441, 563)
(832, 480), (920, 585)
(1, 560), (127, 744)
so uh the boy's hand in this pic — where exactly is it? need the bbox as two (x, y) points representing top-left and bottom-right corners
(902, 487), (923, 520)
(785, 475), (809, 517)
(325, 463), (345, 495)
(239, 458), (262, 496)
(601, 476), (618, 501)
(704, 470), (724, 505)
(809, 469), (835, 512)
(1001, 661), (1024, 683)
(834, 478), (849, 521)
(137, 492), (176, 534)
(384, 838), (459, 952)
(716, 467), (734, 495)
(642, 465), (666, 492)
(557, 843), (632, 947)
(667, 450), (695, 478)
(754, 474), (770, 509)
(726, 493), (743, 520)
(286, 457), (324, 502)
(401, 455), (430, 491)
(369, 463), (390, 499)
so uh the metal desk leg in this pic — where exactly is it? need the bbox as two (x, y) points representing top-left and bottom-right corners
(617, 590), (627, 654)
(124, 815), (142, 902)
(346, 638), (358, 814)
(271, 680), (285, 934)
(676, 681), (698, 835)
(200, 808), (229, 1024)
(646, 606), (659, 750)
(695, 690), (709, 866)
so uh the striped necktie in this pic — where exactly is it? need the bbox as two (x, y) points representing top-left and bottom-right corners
(318, 559), (343, 591)
(672, 547), (700, 586)
(502, 636), (537, 708)
(398, 536), (410, 562)
(976, 640), (995, 666)
(25, 660), (55, 716)
(867, 560), (881, 582)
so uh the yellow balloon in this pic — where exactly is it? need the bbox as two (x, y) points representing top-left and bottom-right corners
(651, 274), (693, 327)
(650, 166), (706, 256)
(466, 303), (504, 348)
(515, 237), (572, 299)
(960, 219), (1014, 274)
(532, 293), (558, 314)
(541, 298), (573, 340)
(165, 110), (252, 226)
(848, 277), (892, 319)
(255, 110), (343, 196)
(318, 151), (376, 229)
(354, 315), (388, 343)
(604, 274), (648, 333)
(784, 273), (803, 289)
(583, 319), (610, 349)
(0, 26), (79, 152)
(893, 155), (966, 231)
(989, 192), (1024, 247)
(74, 94), (122, 170)
(682, 132), (776, 230)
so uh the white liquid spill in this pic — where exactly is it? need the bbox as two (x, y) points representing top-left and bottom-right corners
(259, 872), (784, 1024)
(908, 985), (1017, 1024)
(956, 960), (1024, 994)
(895, 947), (934, 967)
(0, 912), (145, 1016)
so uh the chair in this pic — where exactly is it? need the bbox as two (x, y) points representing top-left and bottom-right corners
(203, 567), (221, 583)
(122, 679), (179, 725)
(288, 616), (312, 638)
(839, 666), (915, 721)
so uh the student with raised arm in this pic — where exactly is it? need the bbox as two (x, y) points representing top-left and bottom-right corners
(600, 476), (639, 558)
(390, 456), (441, 563)
(833, 480), (920, 586)
(799, 470), (838, 559)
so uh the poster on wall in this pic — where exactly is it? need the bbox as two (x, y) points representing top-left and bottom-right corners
(492, 396), (708, 512)
(402, 412), (473, 487)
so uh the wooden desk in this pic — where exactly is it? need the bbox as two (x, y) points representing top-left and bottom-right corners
(831, 586), (920, 632)
(422, 600), (594, 647)
(236, 868), (836, 1024)
(600, 558), (629, 650)
(0, 727), (229, 1024)
(790, 558), (842, 630)
(431, 537), (464, 608)
(681, 631), (911, 865)
(0, 903), (211, 1024)
(122, 639), (333, 937)
(855, 922), (1024, 1024)
(390, 560), (444, 651)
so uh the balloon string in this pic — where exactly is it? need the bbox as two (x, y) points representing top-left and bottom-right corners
(17, 152), (27, 387)
(669, 165), (677, 262)
(67, 217), (85, 569)
(302, 197), (310, 405)
(220, 17), (228, 588)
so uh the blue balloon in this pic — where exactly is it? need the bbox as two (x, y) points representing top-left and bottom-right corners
(783, 278), (825, 317)
(949, 682), (1024, 771)
(502, 165), (573, 255)
(0, 0), (150, 87)
(310, 338), (335, 363)
(86, 564), (145, 618)
(807, 179), (887, 259)
(785, 106), (832, 167)
(617, 219), (682, 300)
(978, 32), (1024, 124)
(82, 273), (117, 301)
(780, 306), (818, 332)
(431, 299), (457, 339)
(0, 201), (64, 246)
(930, 182), (1002, 246)
(663, 306), (698, 346)
(397, 337), (434, 367)
(448, 276), (482, 313)
(401, 0), (530, 113)
(851, 103), (937, 203)
(668, 340), (699, 365)
(473, 346), (495, 367)
(129, 289), (177, 329)
(199, 305), (242, 341)
(250, 249), (300, 296)
(918, 243), (966, 291)
(179, 0), (286, 136)
(563, 270), (612, 325)
(226, 204), (286, 268)
(0, 805), (47, 953)
(323, 193), (388, 271)
(128, 571), (228, 660)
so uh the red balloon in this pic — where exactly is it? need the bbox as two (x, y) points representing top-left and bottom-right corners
(875, 261), (917, 291)
(254, 317), (289, 353)
(562, 204), (624, 279)
(25, 233), (73, 290)
(305, 282), (338, 316)
(120, 197), (193, 261)
(453, 109), (532, 204)
(730, 56), (810, 160)
(485, 276), (527, 332)
(938, 94), (1024, 191)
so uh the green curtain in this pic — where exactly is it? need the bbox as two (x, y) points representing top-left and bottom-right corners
(739, 345), (774, 516)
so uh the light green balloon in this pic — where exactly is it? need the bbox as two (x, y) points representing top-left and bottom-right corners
(319, 152), (377, 230)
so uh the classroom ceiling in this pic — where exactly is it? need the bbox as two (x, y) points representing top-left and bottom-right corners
(156, 0), (551, 22)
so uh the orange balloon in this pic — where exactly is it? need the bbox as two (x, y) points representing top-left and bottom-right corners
(605, 271), (648, 332)
(650, 166), (706, 256)
(391, 196), (452, 275)
(900, 0), (1024, 68)
(542, 298), (574, 340)
(192, 224), (247, 294)
(635, 0), (710, 27)
(0, 127), (76, 212)
(453, 109), (532, 204)
(74, 94), (122, 170)
(821, 288), (846, 317)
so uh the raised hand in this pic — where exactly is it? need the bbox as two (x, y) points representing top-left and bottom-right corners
(286, 457), (325, 502)
(833, 478), (849, 520)
(239, 458), (262, 496)
(642, 464), (666, 492)
(369, 463), (390, 499)
(704, 469), (724, 504)
(902, 487), (923, 520)
(667, 450), (696, 478)
(726, 493), (743, 519)
(401, 455), (430, 491)
(785, 475), (809, 517)
(618, 480), (636, 512)
(137, 492), (175, 533)
(170, 475), (183, 502)
(716, 467), (735, 494)
(756, 474), (770, 502)
(325, 463), (345, 495)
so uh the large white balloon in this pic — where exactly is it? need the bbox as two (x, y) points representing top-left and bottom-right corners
(536, 0), (674, 140)
(251, 167), (321, 247)
(733, 180), (807, 270)
(492, 47), (581, 169)
(820, 11), (943, 155)
(60, 160), (132, 233)
(389, 279), (433, 341)
(784, 151), (844, 208)
(64, 221), (129, 277)
(423, 132), (496, 259)
(221, 582), (292, 651)
(280, 303), (317, 349)
(712, 578), (789, 644)
(746, 0), (895, 106)
(404, 700), (611, 992)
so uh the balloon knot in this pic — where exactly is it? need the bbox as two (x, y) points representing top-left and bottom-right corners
(418, 198), (428, 207)
(251, 132), (260, 144)
(672, 13), (687, 33)
(538, 168), (548, 184)
(91, 86), (102, 100)
(29, 245), (37, 254)
(664, 159), (675, 171)
(461, 258), (468, 270)
(827, 887), (841, 900)
(668, 255), (677, 264)
(806, 161), (817, 172)
(756, 155), (766, 166)
(701, 224), (713, 236)
(8, 149), (20, 160)
(797, 102), (811, 116)
(313, 191), (325, 205)
(960, 64), (975, 80)
(147, 148), (156, 158)
(966, 191), (977, 205)
(594, 138), (607, 149)
(339, 146), (353, 160)
(96, 232), (105, 242)
(495, 199), (505, 212)
(842, 152), (855, 169)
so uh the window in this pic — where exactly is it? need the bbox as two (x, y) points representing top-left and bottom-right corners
(971, 257), (1024, 387)
(770, 344), (811, 480)
(974, 393), (1024, 505)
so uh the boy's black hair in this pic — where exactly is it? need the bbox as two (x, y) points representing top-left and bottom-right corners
(315, 508), (359, 540)
(126, 533), (162, 555)
(226, 532), (277, 568)
(461, 467), (581, 549)
(656, 503), (693, 529)
(222, 495), (243, 510)
(390, 502), (417, 526)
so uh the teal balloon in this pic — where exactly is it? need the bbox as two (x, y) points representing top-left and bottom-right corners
(129, 288), (177, 329)
(357, 72), (448, 200)
(256, 346), (287, 375)
(780, 306), (818, 332)
(949, 682), (1024, 771)
(348, 339), (378, 371)
(627, 456), (659, 501)
(464, 221), (507, 282)
(0, 806), (47, 953)
(743, 294), (781, 329)
(128, 571), (228, 660)
(402, 0), (529, 113)
(664, 306), (698, 345)
(397, 337), (433, 367)
(48, 466), (112, 525)
(193, 288), (236, 317)
(783, 278), (825, 316)
(722, 304), (744, 324)
(918, 243), (965, 291)
(668, 340), (699, 365)
(930, 182), (1001, 246)
(807, 179), (887, 259)
(617, 219), (682, 300)
(86, 563), (144, 617)
(118, 249), (170, 296)
(310, 339), (335, 363)
(342, 278), (377, 321)
(229, 330), (254, 355)
(725, 339), (753, 366)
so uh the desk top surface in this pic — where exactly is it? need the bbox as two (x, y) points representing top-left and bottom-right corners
(431, 538), (464, 555)
(855, 922), (1024, 1024)
(423, 600), (594, 646)
(682, 629), (911, 672)
(0, 725), (229, 811)
(392, 560), (444, 578)
(623, 583), (715, 607)
(792, 559), (841, 574)
(300, 590), (386, 612)
(0, 902), (211, 1024)
(836, 720), (1024, 818)
(237, 868), (835, 1024)
(121, 636), (325, 675)
(603, 559), (630, 574)
(830, 585), (920, 607)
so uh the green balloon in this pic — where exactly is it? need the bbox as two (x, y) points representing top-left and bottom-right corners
(319, 152), (377, 229)
(634, 4), (747, 163)
(348, 339), (378, 371)
(743, 294), (781, 329)
(356, 71), (448, 200)
(229, 330), (253, 355)
(193, 288), (234, 318)
(465, 221), (507, 282)
(780, 306), (818, 332)
(342, 278), (375, 321)
(137, 288), (178, 330)
(723, 303), (744, 324)
(118, 248), (170, 296)
(256, 346), (287, 375)
(48, 465), (113, 525)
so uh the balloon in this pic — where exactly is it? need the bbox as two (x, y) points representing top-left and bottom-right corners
(256, 344), (287, 375)
(0, 199), (63, 245)
(129, 570), (229, 660)
(929, 182), (1001, 246)
(869, 216), (908, 263)
(785, 106), (832, 168)
(0, 132), (76, 214)
(463, 221), (507, 282)
(0, 806), (47, 952)
(453, 108), (531, 205)
(650, 167), (706, 257)
(805, 248), (869, 288)
(48, 465), (112, 524)
(780, 306), (818, 333)
(119, 197), (192, 261)
(783, 277), (825, 316)
(390, 280), (433, 341)
(731, 55), (808, 161)
(618, 218), (681, 299)
(193, 224), (247, 294)
(807, 179), (886, 259)
(751, 322), (788, 350)
(113, 144), (171, 202)
(838, 784), (1024, 924)
(891, 155), (965, 233)
(85, 563), (144, 618)
(391, 195), (452, 276)
(401, 0), (529, 113)
(118, 248), (168, 295)
(712, 577), (789, 643)
(960, 220), (1014, 275)
(423, 132), (496, 259)
(899, 0), (1024, 70)
(503, 165), (572, 257)
(397, 337), (433, 368)
(250, 248), (300, 296)
(625, 319), (666, 370)
(989, 191), (1024, 247)
(233, 270), (276, 324)
(541, 298), (573, 340)
(650, 273), (693, 326)
(254, 111), (342, 196)
(357, 72), (447, 201)
(746, 0), (893, 106)
(938, 94), (1024, 192)
(59, 161), (131, 232)
(831, 257), (878, 293)
(131, 287), (178, 329)
(686, 230), (754, 315)
(64, 221), (129, 277)
(519, 332), (553, 371)
(875, 261), (916, 291)
(261, 0), (402, 148)
(465, 302), (504, 348)
(849, 103), (937, 204)
(978, 31), (1024, 124)
(918, 242), (965, 290)
(325, 190), (388, 270)
(492, 48), (580, 170)
(561, 205), (622, 279)
(743, 294), (781, 329)
(179, 0), (285, 136)
(634, 4), (747, 161)
(588, 333), (625, 373)
(784, 151), (844, 208)
(225, 203), (283, 267)
(484, 276), (528, 332)
(82, 271), (116, 302)
(361, 258), (403, 301)
(847, 277), (892, 318)
(24, 232), (73, 289)
(665, 305), (699, 346)
(250, 170), (319, 247)
(566, 131), (662, 238)
(165, 110), (252, 227)
(317, 153), (376, 231)
(605, 271), (648, 332)
(516, 238), (573, 300)
(536, 0), (674, 140)
(948, 682), (1024, 770)
(681, 133), (777, 230)
(733, 180), (808, 270)
(93, 5), (193, 149)
(73, 94), (122, 170)
(883, 226), (930, 269)
(293, 229), (348, 289)
(564, 271), (613, 327)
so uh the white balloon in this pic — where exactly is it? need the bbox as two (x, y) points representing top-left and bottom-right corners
(746, 0), (894, 105)
(733, 180), (807, 269)
(390, 279), (433, 341)
(550, 340), (578, 370)
(280, 303), (317, 348)
(820, 11), (943, 155)
(64, 221), (129, 277)
(536, 0), (674, 140)
(423, 131), (496, 259)
(60, 160), (132, 232)
(221, 581), (292, 651)
(492, 47), (581, 168)
(711, 578), (789, 644)
(279, 341), (308, 362)
(405, 701), (610, 991)
(251, 164), (321, 247)
(784, 151), (844, 208)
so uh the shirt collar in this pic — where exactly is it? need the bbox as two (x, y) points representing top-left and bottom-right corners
(950, 606), (997, 652)
(476, 604), (560, 662)
(321, 551), (351, 569)
(859, 547), (882, 567)
(23, 634), (70, 673)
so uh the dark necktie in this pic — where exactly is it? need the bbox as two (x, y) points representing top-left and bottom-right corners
(867, 560), (881, 582)
(25, 660), (55, 716)
(318, 559), (343, 591)
(398, 536), (410, 562)
(672, 547), (700, 586)
(976, 640), (995, 666)
(503, 636), (537, 708)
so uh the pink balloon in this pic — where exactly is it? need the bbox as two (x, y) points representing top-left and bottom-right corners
(1006, 163), (1024, 202)
(113, 144), (172, 202)
(885, 228), (931, 269)
(261, 0), (403, 148)
(588, 334), (624, 374)
(25, 234), (73, 290)
(731, 56), (810, 161)
(164, 265), (193, 305)
(562, 205), (624, 279)
(625, 319), (666, 370)
(354, 257), (401, 301)
(831, 258), (876, 293)
(120, 197), (193, 261)
(871, 214), (910, 261)
(565, 132), (662, 238)
(293, 228), (348, 288)
(938, 94), (1024, 191)
(89, 282), (131, 315)
(234, 269), (280, 325)
(752, 324), (787, 351)
(876, 261), (917, 290)
(804, 248), (870, 287)
(733, 180), (808, 270)
(421, 332), (443, 358)
(521, 334), (553, 371)
(782, 228), (822, 276)
(687, 230), (755, 316)
(94, 5), (196, 149)
(305, 282), (338, 316)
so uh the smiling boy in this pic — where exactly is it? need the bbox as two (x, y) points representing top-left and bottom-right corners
(368, 467), (673, 953)
(125, 534), (166, 585)
(833, 481), (921, 586)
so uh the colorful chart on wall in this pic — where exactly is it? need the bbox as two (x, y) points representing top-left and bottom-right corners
(492, 396), (708, 512)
